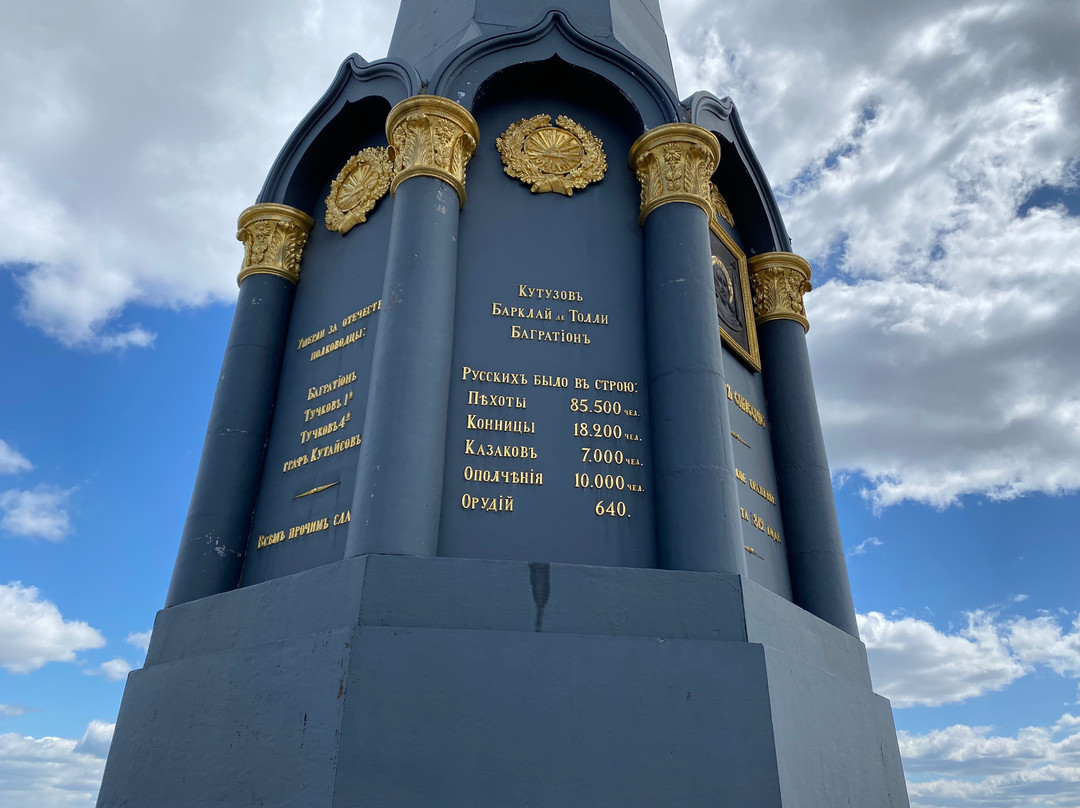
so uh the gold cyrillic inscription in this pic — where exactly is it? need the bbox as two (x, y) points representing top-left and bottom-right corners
(739, 507), (781, 543)
(749, 478), (776, 504)
(491, 302), (554, 320)
(466, 414), (536, 433)
(593, 379), (638, 393)
(510, 325), (590, 344)
(461, 366), (529, 385)
(463, 466), (544, 485)
(297, 329), (326, 350)
(308, 433), (362, 462)
(308, 371), (358, 401)
(282, 433), (363, 472)
(518, 285), (583, 301)
(310, 328), (366, 361)
(256, 530), (286, 548)
(465, 441), (538, 458)
(304, 391), (355, 422)
(467, 390), (527, 408)
(726, 384), (766, 428)
(461, 494), (515, 512)
(300, 412), (351, 444)
(255, 510), (350, 550)
(567, 309), (608, 325)
(341, 299), (381, 327)
(534, 375), (568, 388)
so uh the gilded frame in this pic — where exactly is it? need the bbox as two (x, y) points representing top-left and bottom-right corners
(710, 220), (761, 372)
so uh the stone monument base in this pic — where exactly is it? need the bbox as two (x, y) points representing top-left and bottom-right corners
(98, 555), (908, 807)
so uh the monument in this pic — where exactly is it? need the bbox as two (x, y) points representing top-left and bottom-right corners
(98, 2), (910, 805)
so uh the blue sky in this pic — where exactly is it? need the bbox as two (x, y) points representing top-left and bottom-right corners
(1, 1), (1078, 806)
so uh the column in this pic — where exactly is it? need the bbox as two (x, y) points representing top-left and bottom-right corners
(165, 204), (313, 607)
(629, 124), (747, 576)
(345, 95), (478, 558)
(749, 252), (859, 636)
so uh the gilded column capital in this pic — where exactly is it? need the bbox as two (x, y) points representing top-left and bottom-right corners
(236, 203), (315, 286)
(747, 252), (813, 332)
(386, 95), (479, 208)
(628, 123), (720, 224)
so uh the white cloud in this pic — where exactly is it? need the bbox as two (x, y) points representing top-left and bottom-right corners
(73, 721), (114, 759)
(847, 536), (883, 558)
(0, 441), (32, 474)
(861, 609), (1080, 710)
(0, 704), (36, 719)
(0, 485), (75, 541)
(0, 582), (105, 674)
(899, 717), (1080, 808)
(664, 0), (1080, 509)
(1006, 614), (1080, 677)
(84, 658), (133, 682)
(0, 722), (112, 808)
(125, 630), (152, 656)
(1054, 715), (1080, 732)
(0, 0), (1075, 506)
(859, 611), (1027, 708)
(0, 0), (398, 350)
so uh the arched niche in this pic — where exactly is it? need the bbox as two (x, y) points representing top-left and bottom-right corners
(430, 11), (681, 131)
(689, 92), (791, 256)
(258, 57), (419, 212)
(435, 56), (660, 568)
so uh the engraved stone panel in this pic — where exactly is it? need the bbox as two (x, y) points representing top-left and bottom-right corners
(438, 73), (657, 567)
(241, 152), (391, 586)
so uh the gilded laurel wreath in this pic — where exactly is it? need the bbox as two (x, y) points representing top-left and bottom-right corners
(496, 114), (606, 196)
(325, 146), (394, 235)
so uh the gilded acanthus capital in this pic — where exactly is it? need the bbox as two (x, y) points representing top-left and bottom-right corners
(747, 252), (813, 332)
(236, 203), (315, 286)
(628, 123), (721, 224)
(386, 95), (479, 208)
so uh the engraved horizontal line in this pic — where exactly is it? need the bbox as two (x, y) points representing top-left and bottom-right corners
(293, 481), (340, 499)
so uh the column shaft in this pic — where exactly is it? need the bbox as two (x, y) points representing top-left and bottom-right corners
(644, 205), (748, 573)
(631, 123), (747, 576)
(750, 252), (858, 636)
(166, 204), (312, 606)
(345, 94), (478, 558)
(345, 176), (460, 556)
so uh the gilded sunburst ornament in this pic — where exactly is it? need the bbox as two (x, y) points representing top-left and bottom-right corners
(325, 147), (394, 235)
(496, 114), (606, 196)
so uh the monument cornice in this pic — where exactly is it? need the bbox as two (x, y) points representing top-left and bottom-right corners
(428, 11), (681, 129)
(257, 56), (420, 208)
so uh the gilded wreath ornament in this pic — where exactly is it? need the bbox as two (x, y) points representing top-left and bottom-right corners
(324, 147), (394, 235)
(496, 114), (607, 196)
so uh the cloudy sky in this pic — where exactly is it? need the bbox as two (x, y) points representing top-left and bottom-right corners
(1, 1), (1077, 805)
